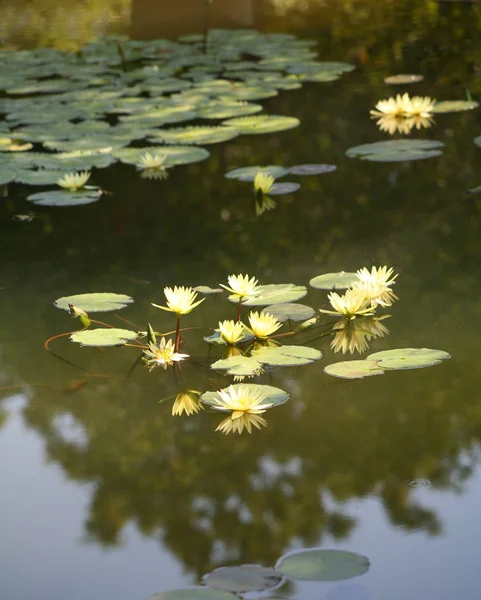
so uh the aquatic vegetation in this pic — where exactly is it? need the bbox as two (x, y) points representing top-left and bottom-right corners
(331, 316), (390, 354)
(246, 311), (282, 339)
(254, 172), (275, 196)
(320, 288), (376, 319)
(218, 320), (246, 345)
(153, 286), (205, 315)
(143, 337), (189, 371)
(172, 391), (203, 417)
(57, 170), (91, 190)
(220, 274), (261, 302)
(208, 384), (273, 435)
(136, 151), (169, 179)
(374, 114), (433, 135)
(370, 93), (435, 118)
(354, 266), (398, 307)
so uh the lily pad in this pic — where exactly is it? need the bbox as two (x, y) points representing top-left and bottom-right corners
(309, 272), (358, 290)
(113, 145), (209, 166)
(70, 328), (139, 347)
(240, 284), (308, 306)
(197, 102), (263, 119)
(432, 100), (479, 113)
(288, 164), (337, 176)
(346, 139), (444, 162)
(26, 189), (102, 206)
(54, 292), (134, 313)
(203, 565), (283, 593)
(149, 126), (239, 145)
(252, 344), (322, 366)
(263, 303), (315, 322)
(276, 548), (370, 582)
(0, 168), (16, 184)
(151, 588), (238, 600)
(324, 360), (384, 379)
(222, 115), (300, 135)
(269, 182), (300, 195)
(366, 347), (451, 370)
(201, 384), (289, 410)
(15, 169), (66, 185)
(210, 355), (264, 377)
(384, 74), (424, 85)
(225, 165), (288, 181)
(194, 286), (223, 294)
(204, 329), (254, 346)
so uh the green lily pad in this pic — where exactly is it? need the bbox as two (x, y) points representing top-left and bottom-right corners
(262, 303), (315, 322)
(118, 105), (197, 125)
(113, 145), (209, 166)
(309, 272), (358, 290)
(201, 383), (289, 410)
(70, 328), (139, 347)
(225, 165), (288, 181)
(240, 284), (308, 306)
(384, 74), (424, 85)
(203, 565), (283, 593)
(346, 139), (444, 162)
(193, 286), (223, 294)
(0, 168), (16, 184)
(432, 100), (479, 113)
(54, 292), (134, 313)
(15, 169), (66, 185)
(197, 102), (263, 119)
(366, 347), (451, 370)
(151, 588), (238, 600)
(26, 189), (102, 206)
(149, 126), (239, 145)
(288, 164), (337, 176)
(276, 549), (370, 582)
(222, 115), (300, 135)
(252, 344), (322, 366)
(269, 182), (300, 195)
(210, 355), (264, 377)
(324, 360), (384, 379)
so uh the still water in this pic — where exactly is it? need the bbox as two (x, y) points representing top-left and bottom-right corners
(1, 1), (481, 599)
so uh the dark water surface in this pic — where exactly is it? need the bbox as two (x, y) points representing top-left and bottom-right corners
(2, 2), (481, 599)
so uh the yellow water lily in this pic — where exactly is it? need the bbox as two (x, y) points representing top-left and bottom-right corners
(354, 266), (398, 307)
(404, 95), (436, 117)
(370, 93), (411, 117)
(57, 171), (91, 190)
(137, 152), (169, 179)
(143, 337), (189, 370)
(172, 391), (203, 416)
(374, 114), (433, 135)
(254, 172), (275, 195)
(331, 316), (390, 354)
(220, 274), (261, 301)
(320, 287), (375, 319)
(216, 412), (267, 435)
(152, 286), (205, 315)
(218, 319), (246, 345)
(212, 384), (273, 414)
(247, 311), (282, 338)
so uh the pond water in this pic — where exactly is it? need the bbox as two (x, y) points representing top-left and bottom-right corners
(1, 1), (481, 599)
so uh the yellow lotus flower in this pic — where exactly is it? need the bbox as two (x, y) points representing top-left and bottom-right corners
(137, 152), (169, 179)
(320, 288), (375, 319)
(57, 171), (91, 190)
(374, 114), (433, 136)
(331, 316), (390, 354)
(370, 93), (411, 117)
(218, 319), (246, 345)
(172, 390), (203, 416)
(216, 412), (267, 435)
(152, 286), (205, 315)
(254, 172), (275, 195)
(212, 384), (273, 414)
(354, 266), (398, 307)
(220, 274), (261, 301)
(404, 95), (436, 117)
(143, 337), (189, 370)
(247, 311), (282, 338)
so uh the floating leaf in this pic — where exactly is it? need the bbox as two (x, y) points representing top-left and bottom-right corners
(70, 328), (139, 347)
(252, 344), (322, 366)
(225, 165), (288, 181)
(194, 286), (223, 294)
(149, 126), (239, 145)
(0, 167), (16, 184)
(384, 74), (424, 85)
(113, 145), (209, 166)
(432, 100), (479, 113)
(222, 115), (300, 135)
(263, 303), (315, 322)
(203, 565), (283, 593)
(54, 292), (134, 313)
(309, 272), (358, 290)
(197, 102), (263, 119)
(288, 164), (337, 176)
(26, 189), (102, 206)
(15, 169), (66, 185)
(269, 182), (300, 195)
(204, 328), (254, 345)
(366, 347), (451, 370)
(210, 356), (264, 377)
(240, 284), (308, 306)
(346, 139), (444, 162)
(276, 549), (370, 582)
(324, 360), (384, 379)
(201, 384), (289, 409)
(151, 589), (237, 600)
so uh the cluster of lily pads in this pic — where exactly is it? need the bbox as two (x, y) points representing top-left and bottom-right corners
(51, 266), (450, 435)
(0, 30), (355, 206)
(150, 547), (370, 600)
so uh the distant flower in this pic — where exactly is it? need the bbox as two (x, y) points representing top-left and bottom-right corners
(152, 286), (205, 315)
(404, 95), (436, 117)
(370, 93), (411, 118)
(57, 171), (91, 190)
(247, 311), (282, 338)
(320, 288), (375, 319)
(218, 319), (246, 345)
(172, 391), (203, 416)
(254, 172), (275, 195)
(331, 316), (390, 354)
(143, 337), (189, 370)
(374, 114), (433, 135)
(220, 273), (261, 302)
(354, 266), (398, 307)
(216, 412), (267, 435)
(137, 152), (168, 180)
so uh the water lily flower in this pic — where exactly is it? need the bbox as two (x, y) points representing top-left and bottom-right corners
(172, 390), (203, 416)
(152, 286), (205, 315)
(143, 337), (189, 370)
(254, 172), (275, 196)
(370, 93), (411, 117)
(57, 171), (91, 190)
(247, 311), (282, 338)
(137, 152), (169, 180)
(331, 316), (390, 354)
(220, 274), (261, 302)
(354, 266), (398, 307)
(218, 319), (246, 345)
(374, 114), (433, 135)
(320, 288), (375, 319)
(404, 95), (436, 117)
(216, 412), (267, 435)
(212, 384), (272, 434)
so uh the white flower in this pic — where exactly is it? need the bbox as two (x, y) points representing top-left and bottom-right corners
(143, 337), (189, 370)
(172, 391), (203, 416)
(137, 151), (167, 170)
(211, 384), (273, 414)
(354, 266), (398, 307)
(152, 286), (205, 315)
(57, 171), (91, 190)
(220, 273), (261, 301)
(320, 287), (375, 319)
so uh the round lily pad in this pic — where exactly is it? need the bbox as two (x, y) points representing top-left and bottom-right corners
(366, 347), (451, 370)
(324, 360), (384, 380)
(346, 139), (444, 162)
(384, 74), (424, 85)
(288, 164), (337, 176)
(240, 284), (308, 306)
(149, 126), (239, 145)
(222, 115), (300, 135)
(151, 588), (237, 600)
(201, 384), (289, 410)
(194, 286), (223, 294)
(269, 182), (300, 195)
(15, 169), (66, 185)
(276, 548), (370, 582)
(0, 168), (16, 184)
(210, 355), (263, 377)
(252, 344), (322, 367)
(262, 303), (315, 322)
(54, 292), (134, 313)
(197, 102), (263, 119)
(113, 145), (209, 166)
(225, 165), (288, 181)
(70, 328), (139, 347)
(203, 565), (283, 593)
(431, 100), (479, 113)
(26, 189), (102, 206)
(310, 272), (358, 290)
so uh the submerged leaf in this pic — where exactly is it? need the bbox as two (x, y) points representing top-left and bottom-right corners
(151, 587), (238, 600)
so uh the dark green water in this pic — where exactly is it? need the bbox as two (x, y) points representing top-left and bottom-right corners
(1, 2), (481, 599)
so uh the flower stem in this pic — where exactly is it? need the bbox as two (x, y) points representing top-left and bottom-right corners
(237, 298), (242, 322)
(174, 315), (181, 352)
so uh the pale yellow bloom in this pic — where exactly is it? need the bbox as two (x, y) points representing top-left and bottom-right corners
(172, 391), (203, 416)
(216, 412), (267, 435)
(143, 337), (189, 370)
(247, 311), (282, 338)
(137, 151), (167, 170)
(331, 316), (390, 354)
(375, 114), (433, 136)
(218, 319), (246, 345)
(354, 266), (398, 307)
(404, 95), (436, 117)
(140, 167), (169, 180)
(152, 286), (205, 315)
(57, 171), (91, 190)
(211, 384), (273, 414)
(320, 288), (375, 319)
(254, 172), (275, 195)
(220, 273), (261, 301)
(370, 93), (411, 117)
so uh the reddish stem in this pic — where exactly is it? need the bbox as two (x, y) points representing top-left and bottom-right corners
(174, 315), (181, 352)
(237, 298), (242, 322)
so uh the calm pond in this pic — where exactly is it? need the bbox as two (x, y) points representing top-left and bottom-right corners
(1, 1), (481, 599)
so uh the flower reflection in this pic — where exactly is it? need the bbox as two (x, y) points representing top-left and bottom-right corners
(374, 114), (434, 135)
(255, 194), (277, 216)
(172, 391), (203, 417)
(331, 316), (390, 354)
(216, 412), (268, 435)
